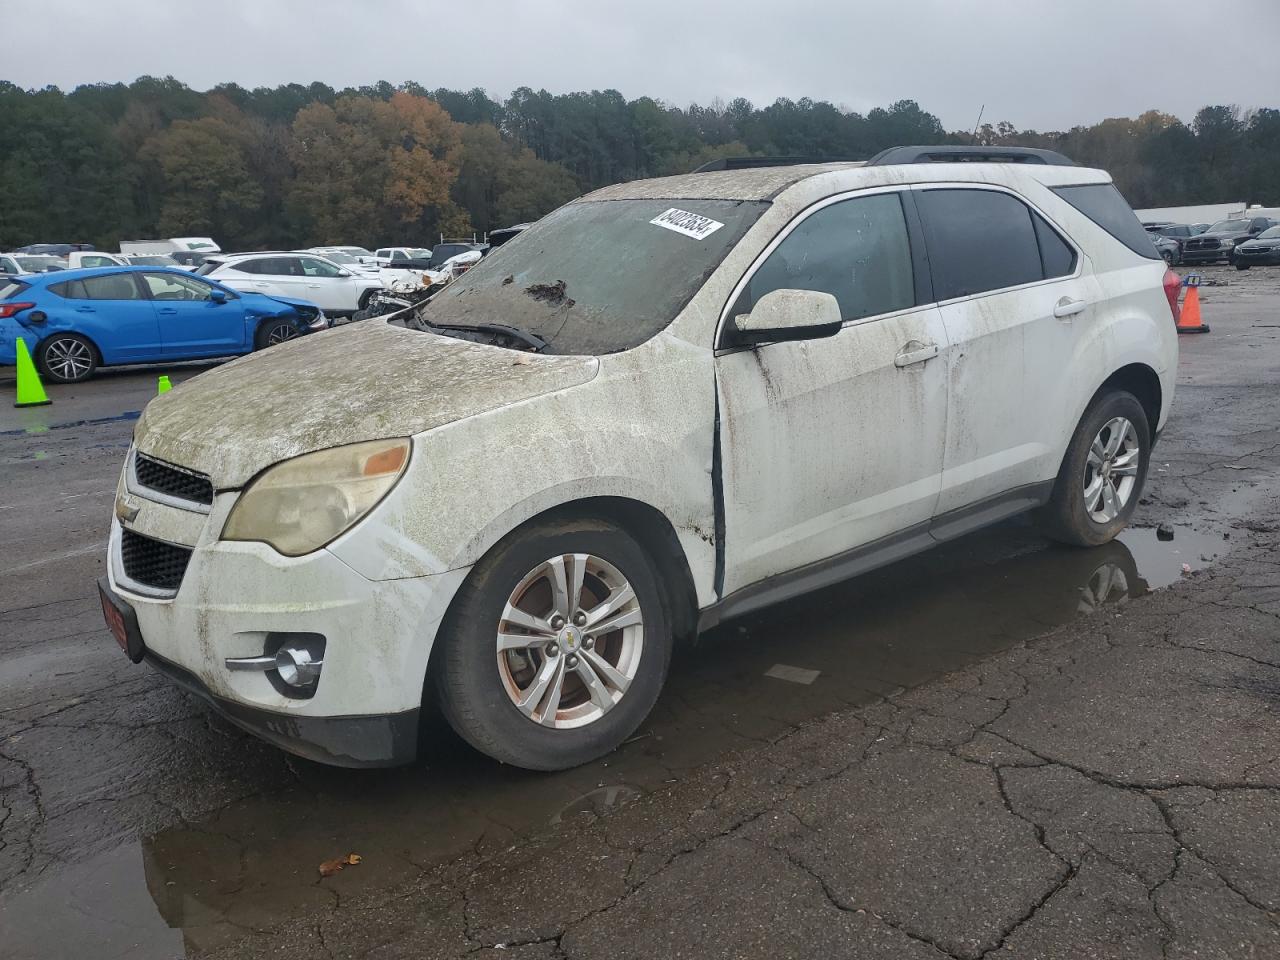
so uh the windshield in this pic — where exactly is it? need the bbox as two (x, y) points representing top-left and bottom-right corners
(17, 256), (65, 271)
(417, 198), (768, 354)
(129, 255), (179, 266)
(1208, 220), (1248, 233)
(1255, 226), (1280, 240)
(340, 247), (373, 258)
(322, 250), (359, 265)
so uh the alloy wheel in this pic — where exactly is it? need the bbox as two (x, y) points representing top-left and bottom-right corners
(266, 323), (299, 346)
(1083, 416), (1140, 523)
(44, 337), (93, 381)
(496, 553), (645, 729)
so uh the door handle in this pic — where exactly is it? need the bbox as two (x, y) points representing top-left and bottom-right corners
(158, 307), (177, 315)
(894, 341), (939, 368)
(1053, 297), (1087, 319)
(74, 305), (94, 312)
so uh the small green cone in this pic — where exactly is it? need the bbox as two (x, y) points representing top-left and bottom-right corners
(158, 375), (172, 394)
(14, 337), (51, 407)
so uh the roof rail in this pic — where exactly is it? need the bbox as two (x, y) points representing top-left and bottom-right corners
(865, 145), (1075, 166)
(691, 156), (861, 173)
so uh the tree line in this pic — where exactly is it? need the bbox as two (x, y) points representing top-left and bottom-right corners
(2, 76), (1277, 253)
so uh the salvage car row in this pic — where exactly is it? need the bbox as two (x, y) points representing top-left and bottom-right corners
(1143, 216), (1280, 267)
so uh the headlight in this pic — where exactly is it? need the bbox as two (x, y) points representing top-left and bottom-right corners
(222, 439), (410, 556)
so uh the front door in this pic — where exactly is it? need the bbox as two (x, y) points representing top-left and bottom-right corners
(715, 190), (950, 597)
(139, 271), (247, 356)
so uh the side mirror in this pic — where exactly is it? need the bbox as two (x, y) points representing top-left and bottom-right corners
(210, 289), (227, 303)
(336, 269), (351, 278)
(727, 288), (843, 346)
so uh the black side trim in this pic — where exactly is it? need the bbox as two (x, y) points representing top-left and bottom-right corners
(144, 651), (419, 768)
(698, 481), (1055, 632)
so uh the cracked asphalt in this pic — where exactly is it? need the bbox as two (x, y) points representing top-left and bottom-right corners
(2, 265), (1279, 959)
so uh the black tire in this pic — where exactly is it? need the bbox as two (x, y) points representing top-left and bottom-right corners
(1237, 263), (1251, 271)
(1038, 390), (1151, 548)
(1161, 250), (1175, 266)
(37, 332), (98, 383)
(254, 318), (300, 350)
(358, 289), (375, 312)
(432, 517), (673, 771)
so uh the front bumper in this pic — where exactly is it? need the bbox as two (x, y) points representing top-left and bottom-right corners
(143, 641), (419, 767)
(1233, 248), (1280, 265)
(107, 458), (470, 767)
(1180, 246), (1233, 262)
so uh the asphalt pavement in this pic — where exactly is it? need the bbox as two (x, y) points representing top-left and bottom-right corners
(1, 266), (1278, 959)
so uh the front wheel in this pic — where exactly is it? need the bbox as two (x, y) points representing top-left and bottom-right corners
(1237, 263), (1251, 271)
(1038, 390), (1151, 547)
(1161, 250), (1175, 266)
(433, 518), (672, 770)
(254, 319), (300, 350)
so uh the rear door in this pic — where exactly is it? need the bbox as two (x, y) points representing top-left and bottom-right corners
(139, 271), (248, 356)
(913, 185), (1094, 523)
(52, 273), (162, 362)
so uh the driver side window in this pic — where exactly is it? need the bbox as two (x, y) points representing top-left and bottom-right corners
(734, 193), (917, 323)
(141, 272), (214, 301)
(299, 257), (342, 278)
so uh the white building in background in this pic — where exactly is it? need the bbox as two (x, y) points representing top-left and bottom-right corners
(1135, 203), (1244, 225)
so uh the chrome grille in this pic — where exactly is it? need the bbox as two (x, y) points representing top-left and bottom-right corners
(134, 452), (214, 506)
(120, 529), (193, 593)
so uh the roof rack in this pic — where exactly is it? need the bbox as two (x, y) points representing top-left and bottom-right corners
(691, 156), (860, 173)
(864, 145), (1075, 166)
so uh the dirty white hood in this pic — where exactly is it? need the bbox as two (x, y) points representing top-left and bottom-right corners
(133, 320), (599, 488)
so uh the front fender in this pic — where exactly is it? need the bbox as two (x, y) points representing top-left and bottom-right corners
(324, 332), (719, 606)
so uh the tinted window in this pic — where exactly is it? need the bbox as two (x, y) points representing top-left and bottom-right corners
(1032, 214), (1077, 279)
(1054, 184), (1161, 259)
(734, 193), (915, 322)
(389, 250), (408, 262)
(0, 257), (18, 273)
(917, 189), (1043, 300)
(298, 256), (342, 278)
(239, 257), (299, 276)
(80, 274), (142, 300)
(142, 272), (214, 301)
(375, 249), (390, 259)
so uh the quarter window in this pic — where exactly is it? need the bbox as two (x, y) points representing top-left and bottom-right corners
(734, 193), (916, 323)
(1032, 214), (1077, 279)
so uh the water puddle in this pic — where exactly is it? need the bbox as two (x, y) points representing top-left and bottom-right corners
(0, 516), (1230, 958)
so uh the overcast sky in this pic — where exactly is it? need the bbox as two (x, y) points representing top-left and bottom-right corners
(8, 0), (1280, 131)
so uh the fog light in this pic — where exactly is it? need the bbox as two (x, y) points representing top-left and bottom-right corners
(275, 645), (323, 687)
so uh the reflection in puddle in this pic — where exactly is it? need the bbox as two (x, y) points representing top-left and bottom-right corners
(0, 518), (1227, 956)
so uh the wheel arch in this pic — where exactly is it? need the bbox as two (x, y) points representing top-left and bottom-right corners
(1097, 362), (1162, 439)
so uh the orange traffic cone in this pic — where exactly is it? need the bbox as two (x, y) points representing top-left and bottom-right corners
(1177, 284), (1209, 334)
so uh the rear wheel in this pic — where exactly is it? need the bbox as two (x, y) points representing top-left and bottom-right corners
(37, 333), (98, 383)
(433, 518), (672, 771)
(1038, 390), (1150, 547)
(1237, 263), (1251, 271)
(254, 319), (299, 350)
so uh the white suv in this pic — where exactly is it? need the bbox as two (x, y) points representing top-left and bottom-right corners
(199, 252), (382, 315)
(100, 147), (1180, 771)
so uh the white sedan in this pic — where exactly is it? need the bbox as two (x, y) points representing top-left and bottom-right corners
(199, 252), (383, 315)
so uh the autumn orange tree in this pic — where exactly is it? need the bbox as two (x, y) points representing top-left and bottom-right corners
(287, 91), (465, 247)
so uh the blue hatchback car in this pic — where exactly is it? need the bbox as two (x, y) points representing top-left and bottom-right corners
(0, 266), (328, 383)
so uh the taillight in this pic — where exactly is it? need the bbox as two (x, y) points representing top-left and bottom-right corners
(1163, 269), (1182, 325)
(0, 301), (35, 319)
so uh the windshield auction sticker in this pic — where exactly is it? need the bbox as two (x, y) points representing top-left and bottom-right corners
(650, 208), (725, 240)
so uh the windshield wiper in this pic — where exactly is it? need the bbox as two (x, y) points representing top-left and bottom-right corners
(445, 322), (549, 352)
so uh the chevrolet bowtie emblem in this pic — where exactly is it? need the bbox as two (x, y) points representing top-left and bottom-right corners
(115, 497), (141, 524)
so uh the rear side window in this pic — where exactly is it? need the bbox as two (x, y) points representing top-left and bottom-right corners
(734, 193), (916, 322)
(1032, 215), (1077, 279)
(80, 274), (142, 300)
(0, 281), (29, 300)
(1052, 184), (1159, 259)
(916, 189), (1044, 300)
